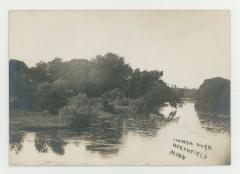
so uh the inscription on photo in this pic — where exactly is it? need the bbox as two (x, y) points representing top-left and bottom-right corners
(169, 138), (212, 160)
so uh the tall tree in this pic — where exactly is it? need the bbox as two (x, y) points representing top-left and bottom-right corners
(195, 77), (230, 114)
(9, 59), (32, 108)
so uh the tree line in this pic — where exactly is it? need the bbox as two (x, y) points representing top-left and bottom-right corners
(9, 53), (181, 115)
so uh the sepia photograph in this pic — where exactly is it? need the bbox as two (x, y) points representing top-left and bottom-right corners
(9, 10), (230, 165)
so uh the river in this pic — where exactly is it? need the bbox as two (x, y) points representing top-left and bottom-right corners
(9, 101), (230, 165)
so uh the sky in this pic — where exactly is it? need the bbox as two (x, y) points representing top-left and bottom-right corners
(9, 11), (230, 88)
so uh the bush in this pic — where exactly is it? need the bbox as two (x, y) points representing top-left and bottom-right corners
(101, 99), (115, 113)
(62, 93), (100, 115)
(143, 81), (170, 110)
(100, 88), (126, 113)
(101, 88), (125, 102)
(116, 97), (130, 106)
(129, 98), (145, 114)
(36, 79), (72, 114)
(70, 112), (95, 130)
(60, 92), (101, 129)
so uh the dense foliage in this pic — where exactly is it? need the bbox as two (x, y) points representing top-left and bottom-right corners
(9, 53), (181, 116)
(195, 77), (230, 114)
(9, 59), (34, 109)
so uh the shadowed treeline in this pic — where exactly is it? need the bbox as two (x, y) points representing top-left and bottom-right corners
(10, 53), (184, 131)
(9, 53), (181, 116)
(9, 53), (230, 133)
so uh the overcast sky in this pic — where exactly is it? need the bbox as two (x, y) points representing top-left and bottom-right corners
(9, 11), (230, 88)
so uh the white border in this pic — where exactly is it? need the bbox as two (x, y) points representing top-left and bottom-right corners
(1, 0), (240, 174)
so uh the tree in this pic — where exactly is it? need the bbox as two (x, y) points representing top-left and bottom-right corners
(9, 53), (183, 115)
(143, 80), (171, 110)
(28, 61), (50, 84)
(127, 69), (163, 98)
(195, 77), (230, 114)
(64, 59), (91, 94)
(88, 53), (132, 97)
(9, 59), (33, 108)
(36, 79), (72, 114)
(47, 57), (64, 80)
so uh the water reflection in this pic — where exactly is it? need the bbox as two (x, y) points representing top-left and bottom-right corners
(124, 114), (179, 137)
(84, 117), (124, 156)
(34, 131), (68, 155)
(10, 106), (179, 156)
(197, 111), (230, 134)
(9, 101), (230, 165)
(9, 131), (24, 154)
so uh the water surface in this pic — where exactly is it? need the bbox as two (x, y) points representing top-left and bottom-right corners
(10, 102), (230, 165)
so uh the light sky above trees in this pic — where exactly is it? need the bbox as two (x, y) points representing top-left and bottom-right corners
(9, 11), (230, 88)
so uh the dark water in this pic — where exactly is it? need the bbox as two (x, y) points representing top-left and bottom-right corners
(9, 102), (230, 165)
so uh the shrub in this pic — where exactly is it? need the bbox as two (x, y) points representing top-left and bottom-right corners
(129, 98), (145, 114)
(100, 88), (126, 113)
(62, 93), (101, 114)
(101, 99), (115, 113)
(101, 88), (125, 102)
(70, 112), (96, 130)
(143, 81), (170, 110)
(36, 79), (73, 114)
(60, 92), (100, 129)
(116, 97), (130, 106)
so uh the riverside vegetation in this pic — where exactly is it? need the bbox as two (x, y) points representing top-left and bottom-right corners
(9, 53), (230, 131)
(195, 77), (230, 114)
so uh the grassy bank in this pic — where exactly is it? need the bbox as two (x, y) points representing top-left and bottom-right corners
(10, 109), (70, 131)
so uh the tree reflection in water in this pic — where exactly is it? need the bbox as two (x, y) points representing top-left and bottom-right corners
(34, 138), (48, 153)
(84, 118), (123, 156)
(10, 112), (180, 156)
(10, 103), (199, 157)
(124, 114), (177, 137)
(9, 131), (24, 154)
(197, 111), (230, 134)
(9, 102), (231, 165)
(34, 131), (68, 155)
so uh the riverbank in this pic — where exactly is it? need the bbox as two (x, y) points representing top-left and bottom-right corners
(9, 100), (181, 131)
(10, 109), (69, 131)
